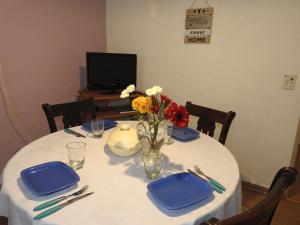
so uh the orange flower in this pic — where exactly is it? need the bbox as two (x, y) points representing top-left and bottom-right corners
(132, 96), (152, 114)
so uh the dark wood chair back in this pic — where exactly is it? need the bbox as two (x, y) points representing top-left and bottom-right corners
(198, 167), (297, 225)
(42, 99), (96, 133)
(185, 101), (236, 145)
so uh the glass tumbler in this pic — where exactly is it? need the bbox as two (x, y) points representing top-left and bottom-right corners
(91, 119), (104, 137)
(164, 121), (174, 145)
(66, 142), (86, 170)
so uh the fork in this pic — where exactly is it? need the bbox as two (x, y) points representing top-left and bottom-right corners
(187, 169), (223, 194)
(33, 185), (89, 211)
(194, 165), (226, 191)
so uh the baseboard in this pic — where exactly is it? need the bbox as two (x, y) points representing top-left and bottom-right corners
(241, 181), (269, 195)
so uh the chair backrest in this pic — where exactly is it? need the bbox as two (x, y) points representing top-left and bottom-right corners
(42, 99), (96, 133)
(198, 167), (297, 225)
(185, 101), (236, 145)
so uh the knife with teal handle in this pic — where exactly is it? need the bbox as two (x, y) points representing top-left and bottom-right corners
(34, 205), (63, 220)
(187, 169), (223, 194)
(33, 185), (89, 211)
(64, 128), (86, 138)
(33, 192), (94, 220)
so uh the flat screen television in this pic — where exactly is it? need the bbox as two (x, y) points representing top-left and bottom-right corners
(86, 52), (137, 92)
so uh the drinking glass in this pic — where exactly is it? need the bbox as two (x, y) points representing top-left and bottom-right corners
(66, 142), (86, 170)
(91, 119), (104, 137)
(164, 121), (174, 145)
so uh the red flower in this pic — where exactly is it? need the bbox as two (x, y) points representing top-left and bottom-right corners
(164, 103), (189, 128)
(164, 102), (177, 122)
(151, 105), (159, 114)
(174, 105), (189, 128)
(160, 95), (172, 106)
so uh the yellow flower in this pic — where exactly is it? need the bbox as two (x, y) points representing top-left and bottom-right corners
(132, 96), (152, 114)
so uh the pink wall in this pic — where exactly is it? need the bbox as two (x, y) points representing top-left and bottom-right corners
(0, 0), (106, 170)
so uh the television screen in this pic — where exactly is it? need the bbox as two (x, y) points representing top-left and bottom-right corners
(86, 52), (137, 92)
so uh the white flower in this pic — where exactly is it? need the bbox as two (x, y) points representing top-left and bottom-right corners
(146, 88), (155, 96)
(153, 86), (162, 93)
(126, 84), (135, 93)
(146, 86), (162, 96)
(120, 90), (129, 98)
(120, 84), (135, 98)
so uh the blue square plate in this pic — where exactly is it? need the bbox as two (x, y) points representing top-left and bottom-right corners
(20, 161), (80, 196)
(147, 172), (213, 210)
(81, 120), (117, 132)
(171, 126), (200, 142)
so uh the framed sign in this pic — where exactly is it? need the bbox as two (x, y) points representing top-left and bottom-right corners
(184, 6), (214, 44)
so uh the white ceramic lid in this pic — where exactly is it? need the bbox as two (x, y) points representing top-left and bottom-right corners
(107, 124), (140, 156)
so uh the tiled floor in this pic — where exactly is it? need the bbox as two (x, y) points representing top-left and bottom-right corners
(242, 187), (300, 225)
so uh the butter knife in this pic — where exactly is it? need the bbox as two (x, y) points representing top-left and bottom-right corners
(64, 128), (86, 138)
(33, 185), (89, 211)
(33, 192), (94, 220)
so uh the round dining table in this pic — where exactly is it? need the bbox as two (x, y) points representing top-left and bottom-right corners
(0, 121), (241, 225)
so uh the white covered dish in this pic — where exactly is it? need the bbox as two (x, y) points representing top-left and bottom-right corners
(107, 124), (140, 157)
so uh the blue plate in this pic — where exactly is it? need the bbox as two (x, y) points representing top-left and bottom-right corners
(147, 172), (213, 210)
(171, 126), (200, 142)
(81, 120), (117, 132)
(20, 161), (80, 196)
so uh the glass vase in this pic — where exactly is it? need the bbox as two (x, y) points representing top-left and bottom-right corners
(136, 116), (166, 179)
(141, 149), (163, 179)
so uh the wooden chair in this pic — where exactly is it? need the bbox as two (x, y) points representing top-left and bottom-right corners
(185, 101), (236, 145)
(198, 167), (297, 225)
(42, 99), (96, 133)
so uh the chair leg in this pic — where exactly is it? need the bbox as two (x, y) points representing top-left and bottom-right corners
(0, 216), (8, 225)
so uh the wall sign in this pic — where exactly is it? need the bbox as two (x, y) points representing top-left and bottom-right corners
(184, 4), (214, 44)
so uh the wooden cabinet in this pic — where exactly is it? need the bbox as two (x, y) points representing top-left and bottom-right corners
(78, 90), (141, 119)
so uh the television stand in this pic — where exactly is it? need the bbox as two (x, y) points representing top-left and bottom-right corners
(98, 89), (122, 95)
(113, 104), (134, 113)
(78, 90), (142, 119)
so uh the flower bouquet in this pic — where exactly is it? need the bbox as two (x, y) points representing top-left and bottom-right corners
(121, 85), (189, 178)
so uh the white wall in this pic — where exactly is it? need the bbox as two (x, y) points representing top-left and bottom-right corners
(107, 0), (300, 187)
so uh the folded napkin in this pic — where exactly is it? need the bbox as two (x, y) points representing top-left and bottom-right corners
(81, 120), (117, 132)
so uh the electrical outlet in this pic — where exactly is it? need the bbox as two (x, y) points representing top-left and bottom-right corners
(282, 74), (297, 90)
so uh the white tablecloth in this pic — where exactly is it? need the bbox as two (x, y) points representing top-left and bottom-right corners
(0, 121), (241, 225)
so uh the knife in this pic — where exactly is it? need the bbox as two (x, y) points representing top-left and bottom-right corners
(64, 128), (86, 138)
(33, 185), (89, 211)
(33, 192), (94, 220)
(187, 169), (223, 194)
